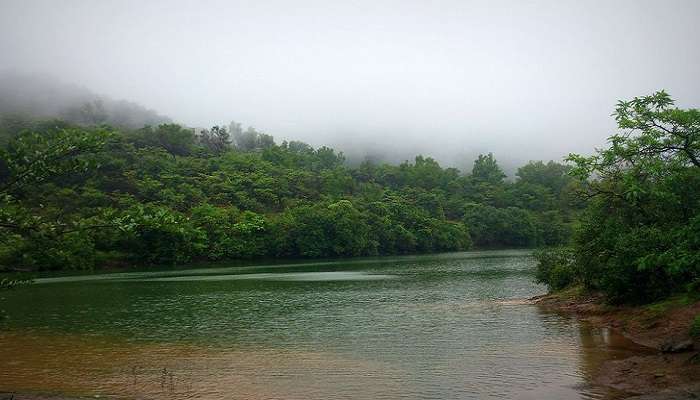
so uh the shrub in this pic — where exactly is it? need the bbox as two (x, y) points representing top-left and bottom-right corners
(534, 247), (577, 291)
(120, 205), (207, 265)
(8, 232), (97, 270)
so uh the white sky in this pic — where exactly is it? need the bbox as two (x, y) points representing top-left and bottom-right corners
(1, 0), (699, 169)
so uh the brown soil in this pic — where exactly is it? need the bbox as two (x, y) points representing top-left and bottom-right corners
(534, 289), (700, 399)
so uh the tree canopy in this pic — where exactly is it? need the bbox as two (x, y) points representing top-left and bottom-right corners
(537, 91), (700, 304)
(0, 117), (576, 271)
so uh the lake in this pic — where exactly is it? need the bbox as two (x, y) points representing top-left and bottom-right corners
(0, 250), (646, 399)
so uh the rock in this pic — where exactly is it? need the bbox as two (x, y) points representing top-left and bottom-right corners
(661, 340), (694, 353)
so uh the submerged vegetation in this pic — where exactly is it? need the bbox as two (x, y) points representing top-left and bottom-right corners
(0, 114), (577, 271)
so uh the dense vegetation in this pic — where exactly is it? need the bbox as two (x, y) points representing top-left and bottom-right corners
(3, 88), (696, 307)
(536, 92), (700, 304)
(0, 115), (578, 270)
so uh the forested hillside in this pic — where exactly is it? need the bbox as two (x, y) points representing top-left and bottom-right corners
(0, 116), (577, 270)
(4, 85), (696, 307)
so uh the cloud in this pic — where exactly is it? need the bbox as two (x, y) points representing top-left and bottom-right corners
(1, 0), (699, 169)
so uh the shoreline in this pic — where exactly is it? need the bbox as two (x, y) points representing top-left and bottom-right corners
(532, 288), (700, 399)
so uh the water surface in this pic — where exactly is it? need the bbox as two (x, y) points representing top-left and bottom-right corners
(0, 250), (646, 399)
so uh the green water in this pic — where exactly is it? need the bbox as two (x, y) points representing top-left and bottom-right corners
(0, 250), (644, 399)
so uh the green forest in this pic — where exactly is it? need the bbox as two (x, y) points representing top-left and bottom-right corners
(0, 91), (698, 305)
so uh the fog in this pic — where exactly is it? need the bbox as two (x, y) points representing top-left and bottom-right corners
(1, 0), (699, 170)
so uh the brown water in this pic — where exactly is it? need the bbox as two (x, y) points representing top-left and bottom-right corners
(0, 250), (649, 399)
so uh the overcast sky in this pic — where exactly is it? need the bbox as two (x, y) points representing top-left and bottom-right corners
(1, 0), (699, 169)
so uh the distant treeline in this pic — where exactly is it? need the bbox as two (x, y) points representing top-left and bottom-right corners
(0, 115), (579, 270)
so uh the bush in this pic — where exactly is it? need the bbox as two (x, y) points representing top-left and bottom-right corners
(119, 205), (207, 265)
(463, 203), (540, 248)
(8, 232), (97, 270)
(534, 247), (577, 291)
(573, 199), (700, 304)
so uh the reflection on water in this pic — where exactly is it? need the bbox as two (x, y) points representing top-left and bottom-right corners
(0, 250), (648, 399)
(128, 271), (398, 282)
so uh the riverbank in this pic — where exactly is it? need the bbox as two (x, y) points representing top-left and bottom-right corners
(533, 287), (700, 399)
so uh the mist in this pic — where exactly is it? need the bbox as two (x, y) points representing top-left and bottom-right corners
(0, 71), (170, 129)
(1, 0), (699, 171)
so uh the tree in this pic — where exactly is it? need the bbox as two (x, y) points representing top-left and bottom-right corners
(228, 120), (243, 143)
(119, 204), (207, 265)
(0, 113), (575, 269)
(463, 203), (539, 247)
(61, 100), (108, 125)
(199, 125), (231, 155)
(516, 161), (572, 195)
(0, 127), (112, 196)
(286, 140), (314, 154)
(563, 91), (700, 303)
(0, 127), (120, 270)
(129, 124), (196, 156)
(325, 200), (374, 256)
(568, 91), (699, 187)
(471, 153), (506, 184)
(234, 127), (275, 151)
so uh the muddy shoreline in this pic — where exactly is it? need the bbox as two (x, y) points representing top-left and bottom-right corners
(533, 290), (700, 399)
